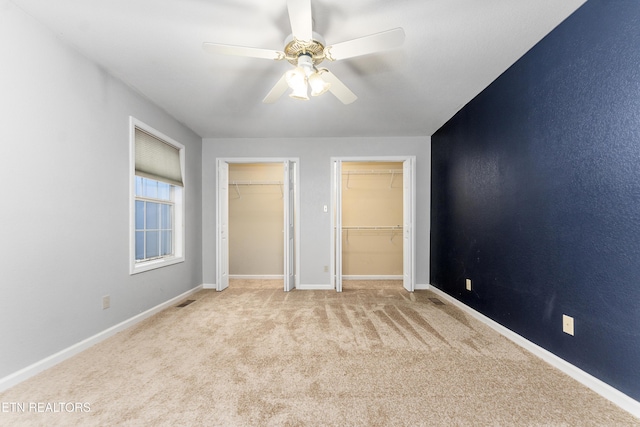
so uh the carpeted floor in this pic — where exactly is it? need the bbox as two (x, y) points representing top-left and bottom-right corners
(1, 280), (638, 426)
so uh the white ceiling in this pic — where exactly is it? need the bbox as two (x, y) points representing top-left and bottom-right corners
(10, 0), (586, 138)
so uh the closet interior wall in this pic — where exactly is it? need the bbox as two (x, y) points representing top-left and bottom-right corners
(229, 163), (284, 277)
(342, 162), (403, 278)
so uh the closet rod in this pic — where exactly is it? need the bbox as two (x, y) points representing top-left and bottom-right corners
(341, 169), (403, 175)
(341, 225), (403, 244)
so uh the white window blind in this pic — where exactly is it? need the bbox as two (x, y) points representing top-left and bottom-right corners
(135, 128), (184, 187)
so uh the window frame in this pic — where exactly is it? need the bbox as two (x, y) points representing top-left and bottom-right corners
(129, 117), (186, 274)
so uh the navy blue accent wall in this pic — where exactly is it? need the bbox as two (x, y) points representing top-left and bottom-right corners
(431, 0), (640, 400)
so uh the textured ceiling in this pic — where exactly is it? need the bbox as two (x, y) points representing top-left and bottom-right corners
(10, 0), (586, 138)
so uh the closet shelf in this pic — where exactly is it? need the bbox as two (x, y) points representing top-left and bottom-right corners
(230, 180), (283, 199)
(342, 226), (403, 230)
(229, 180), (283, 185)
(342, 169), (403, 189)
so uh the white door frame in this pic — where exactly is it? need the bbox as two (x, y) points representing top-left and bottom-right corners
(330, 156), (416, 292)
(402, 157), (416, 292)
(283, 160), (296, 291)
(216, 157), (301, 291)
(332, 160), (343, 292)
(216, 160), (230, 291)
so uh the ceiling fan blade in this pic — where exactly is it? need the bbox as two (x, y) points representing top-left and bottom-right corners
(326, 27), (405, 61)
(318, 69), (357, 104)
(202, 42), (284, 61)
(287, 0), (313, 43)
(263, 73), (290, 104)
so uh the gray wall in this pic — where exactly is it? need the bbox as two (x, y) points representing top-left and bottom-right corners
(0, 1), (202, 378)
(202, 137), (430, 287)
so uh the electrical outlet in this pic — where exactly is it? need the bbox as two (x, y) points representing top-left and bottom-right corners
(323, 205), (328, 213)
(324, 265), (329, 272)
(562, 314), (574, 336)
(102, 295), (110, 310)
(465, 278), (472, 291)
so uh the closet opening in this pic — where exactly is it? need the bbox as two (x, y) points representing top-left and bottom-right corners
(331, 157), (415, 292)
(230, 163), (284, 290)
(216, 159), (299, 292)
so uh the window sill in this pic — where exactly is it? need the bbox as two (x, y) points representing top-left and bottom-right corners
(130, 255), (184, 275)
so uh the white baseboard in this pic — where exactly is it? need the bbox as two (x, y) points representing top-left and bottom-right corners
(229, 275), (284, 280)
(427, 286), (640, 419)
(0, 284), (203, 393)
(297, 283), (334, 290)
(343, 275), (403, 280)
(297, 282), (428, 291)
(205, 282), (332, 291)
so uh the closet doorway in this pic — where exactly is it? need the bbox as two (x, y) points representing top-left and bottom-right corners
(331, 157), (415, 292)
(216, 159), (299, 292)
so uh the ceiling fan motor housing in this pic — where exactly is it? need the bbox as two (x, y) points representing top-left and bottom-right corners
(284, 32), (326, 65)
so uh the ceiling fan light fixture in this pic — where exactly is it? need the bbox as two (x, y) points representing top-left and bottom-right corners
(289, 84), (309, 100)
(308, 72), (330, 96)
(285, 67), (305, 88)
(296, 54), (314, 75)
(285, 66), (309, 100)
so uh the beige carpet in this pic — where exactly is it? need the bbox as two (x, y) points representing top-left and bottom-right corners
(1, 280), (638, 426)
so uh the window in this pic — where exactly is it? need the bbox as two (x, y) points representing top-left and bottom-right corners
(135, 177), (174, 261)
(130, 118), (185, 274)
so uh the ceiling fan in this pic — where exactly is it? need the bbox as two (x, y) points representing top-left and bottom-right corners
(202, 0), (405, 104)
